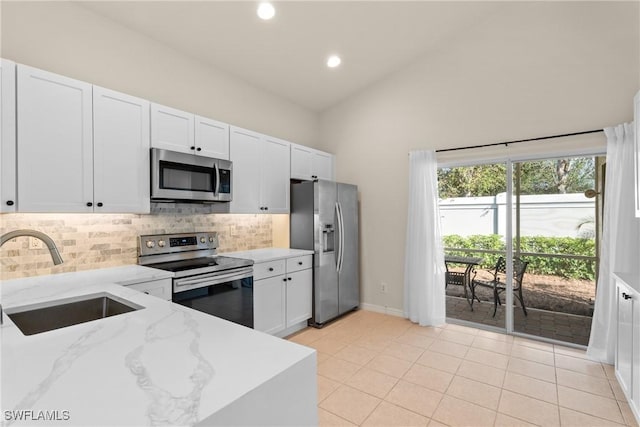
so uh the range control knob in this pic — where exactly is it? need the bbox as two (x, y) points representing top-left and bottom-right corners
(200, 237), (206, 244)
(158, 240), (166, 247)
(209, 236), (214, 243)
(146, 240), (156, 249)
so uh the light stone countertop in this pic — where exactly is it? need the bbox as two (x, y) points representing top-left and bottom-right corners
(0, 265), (316, 426)
(222, 248), (314, 264)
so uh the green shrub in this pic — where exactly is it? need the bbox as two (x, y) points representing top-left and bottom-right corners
(443, 234), (596, 280)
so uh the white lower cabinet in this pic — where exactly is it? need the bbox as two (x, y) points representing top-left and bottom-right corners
(615, 274), (640, 424)
(123, 278), (172, 301)
(254, 255), (312, 337)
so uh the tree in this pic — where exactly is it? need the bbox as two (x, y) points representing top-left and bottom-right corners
(439, 157), (595, 197)
(438, 164), (506, 198)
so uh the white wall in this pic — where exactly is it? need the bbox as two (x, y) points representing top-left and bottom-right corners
(0, 1), (319, 147)
(319, 2), (640, 312)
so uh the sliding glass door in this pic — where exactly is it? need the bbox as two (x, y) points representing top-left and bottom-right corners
(439, 162), (509, 331)
(511, 156), (601, 345)
(439, 155), (603, 345)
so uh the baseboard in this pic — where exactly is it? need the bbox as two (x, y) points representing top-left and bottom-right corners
(359, 303), (404, 318)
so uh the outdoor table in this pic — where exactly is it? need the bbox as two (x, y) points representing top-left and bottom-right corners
(445, 255), (483, 310)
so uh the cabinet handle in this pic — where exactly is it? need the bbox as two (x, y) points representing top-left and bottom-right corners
(264, 207), (268, 211)
(283, 278), (287, 282)
(97, 202), (103, 207)
(6, 200), (14, 206)
(622, 293), (632, 300)
(298, 261), (303, 265)
(144, 291), (150, 295)
(190, 146), (196, 150)
(86, 202), (93, 207)
(196, 147), (202, 152)
(287, 277), (292, 281)
(268, 267), (274, 272)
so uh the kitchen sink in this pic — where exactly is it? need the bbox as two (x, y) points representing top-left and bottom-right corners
(4, 292), (143, 336)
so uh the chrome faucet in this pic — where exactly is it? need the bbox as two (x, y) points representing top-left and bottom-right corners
(0, 229), (64, 265)
(0, 229), (64, 325)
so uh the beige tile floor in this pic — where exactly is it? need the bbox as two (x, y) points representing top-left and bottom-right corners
(287, 310), (639, 427)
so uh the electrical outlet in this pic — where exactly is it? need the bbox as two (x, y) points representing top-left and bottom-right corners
(30, 237), (43, 249)
(380, 282), (388, 293)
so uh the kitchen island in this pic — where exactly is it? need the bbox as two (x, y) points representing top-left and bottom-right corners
(1, 266), (317, 426)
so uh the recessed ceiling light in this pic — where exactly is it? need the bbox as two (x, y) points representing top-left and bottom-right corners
(257, 2), (275, 20)
(327, 55), (341, 68)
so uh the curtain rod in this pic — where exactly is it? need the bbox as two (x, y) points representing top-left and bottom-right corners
(435, 129), (603, 153)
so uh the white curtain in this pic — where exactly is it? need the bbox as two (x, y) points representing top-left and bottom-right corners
(404, 150), (446, 326)
(587, 123), (637, 363)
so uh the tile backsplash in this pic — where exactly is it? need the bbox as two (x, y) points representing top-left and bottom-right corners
(0, 210), (276, 280)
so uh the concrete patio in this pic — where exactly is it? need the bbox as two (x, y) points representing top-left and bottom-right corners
(446, 296), (592, 346)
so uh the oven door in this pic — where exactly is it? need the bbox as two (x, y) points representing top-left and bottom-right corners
(172, 267), (254, 328)
(151, 148), (217, 202)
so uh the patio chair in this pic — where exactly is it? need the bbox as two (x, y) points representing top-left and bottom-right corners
(471, 256), (529, 317)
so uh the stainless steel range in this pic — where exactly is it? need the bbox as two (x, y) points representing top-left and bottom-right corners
(138, 232), (254, 328)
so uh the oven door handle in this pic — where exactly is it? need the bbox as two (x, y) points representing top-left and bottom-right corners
(174, 267), (253, 288)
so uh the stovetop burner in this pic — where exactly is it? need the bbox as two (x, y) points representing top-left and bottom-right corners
(146, 255), (244, 273)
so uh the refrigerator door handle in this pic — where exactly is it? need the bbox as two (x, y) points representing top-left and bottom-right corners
(335, 202), (342, 272)
(336, 201), (345, 273)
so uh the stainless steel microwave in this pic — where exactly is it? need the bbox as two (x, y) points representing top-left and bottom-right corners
(151, 148), (232, 202)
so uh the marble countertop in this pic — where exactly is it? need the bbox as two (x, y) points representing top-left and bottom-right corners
(222, 248), (314, 264)
(0, 267), (315, 426)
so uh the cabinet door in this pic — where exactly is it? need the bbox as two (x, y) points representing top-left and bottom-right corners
(229, 126), (261, 213)
(150, 103), (194, 154)
(312, 150), (334, 181)
(286, 268), (312, 328)
(634, 90), (639, 217)
(93, 86), (150, 213)
(616, 282), (635, 398)
(290, 143), (313, 180)
(254, 275), (286, 335)
(195, 115), (229, 160)
(0, 59), (16, 212)
(261, 136), (290, 214)
(17, 65), (93, 212)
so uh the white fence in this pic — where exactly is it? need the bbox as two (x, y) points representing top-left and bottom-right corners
(439, 193), (595, 238)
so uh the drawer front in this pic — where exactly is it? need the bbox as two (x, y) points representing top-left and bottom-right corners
(126, 278), (172, 301)
(286, 255), (312, 273)
(253, 259), (286, 280)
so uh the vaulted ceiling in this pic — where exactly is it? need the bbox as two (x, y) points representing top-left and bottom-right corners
(79, 1), (500, 112)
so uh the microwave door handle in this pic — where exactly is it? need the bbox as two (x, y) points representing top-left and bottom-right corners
(214, 163), (220, 196)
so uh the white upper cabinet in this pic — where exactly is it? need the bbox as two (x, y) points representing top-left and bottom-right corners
(261, 136), (290, 214)
(17, 65), (94, 212)
(230, 126), (290, 213)
(195, 115), (229, 159)
(150, 103), (195, 154)
(312, 150), (334, 181)
(634, 90), (639, 218)
(93, 86), (150, 213)
(290, 143), (334, 181)
(230, 126), (262, 213)
(0, 59), (16, 213)
(151, 103), (230, 160)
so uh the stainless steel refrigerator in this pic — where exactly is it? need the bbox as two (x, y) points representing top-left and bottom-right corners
(290, 180), (359, 327)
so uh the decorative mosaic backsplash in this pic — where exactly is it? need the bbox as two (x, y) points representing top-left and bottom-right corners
(0, 208), (275, 280)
